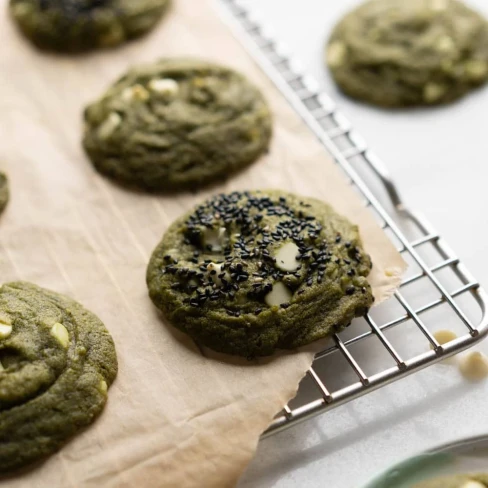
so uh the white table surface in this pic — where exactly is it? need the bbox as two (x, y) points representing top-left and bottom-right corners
(237, 1), (488, 487)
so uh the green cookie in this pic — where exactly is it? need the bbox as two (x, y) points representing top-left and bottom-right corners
(9, 0), (171, 52)
(412, 473), (488, 487)
(147, 190), (373, 357)
(83, 58), (272, 192)
(0, 282), (117, 473)
(326, 0), (488, 107)
(0, 173), (8, 216)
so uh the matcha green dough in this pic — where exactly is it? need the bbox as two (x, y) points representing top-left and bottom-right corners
(9, 0), (171, 53)
(412, 473), (488, 487)
(0, 173), (8, 216)
(0, 282), (117, 473)
(146, 190), (373, 357)
(326, 0), (488, 107)
(83, 58), (272, 192)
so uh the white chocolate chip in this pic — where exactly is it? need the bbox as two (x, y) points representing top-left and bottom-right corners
(423, 83), (446, 103)
(459, 351), (488, 382)
(433, 329), (457, 345)
(460, 481), (486, 488)
(99, 380), (108, 395)
(203, 227), (228, 252)
(0, 324), (12, 340)
(275, 242), (300, 272)
(98, 112), (122, 140)
(431, 330), (458, 363)
(121, 84), (149, 102)
(465, 60), (488, 81)
(0, 313), (12, 326)
(265, 282), (292, 307)
(327, 41), (347, 68)
(436, 36), (455, 53)
(148, 78), (179, 96)
(50, 323), (70, 349)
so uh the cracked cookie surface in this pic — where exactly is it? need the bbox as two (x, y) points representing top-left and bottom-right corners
(83, 58), (272, 192)
(326, 0), (488, 107)
(0, 282), (117, 473)
(147, 190), (373, 357)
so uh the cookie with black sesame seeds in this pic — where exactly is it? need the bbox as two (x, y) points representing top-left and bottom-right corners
(0, 281), (117, 473)
(326, 0), (488, 107)
(83, 58), (272, 192)
(146, 190), (373, 357)
(0, 172), (9, 216)
(9, 0), (171, 53)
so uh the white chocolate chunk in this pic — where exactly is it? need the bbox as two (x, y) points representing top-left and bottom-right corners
(148, 78), (179, 95)
(98, 112), (121, 140)
(50, 323), (70, 349)
(423, 83), (446, 103)
(121, 84), (149, 102)
(99, 380), (108, 395)
(459, 351), (488, 382)
(0, 324), (12, 340)
(275, 242), (300, 272)
(327, 41), (347, 68)
(436, 36), (454, 53)
(460, 481), (486, 488)
(433, 329), (457, 345)
(465, 60), (488, 81)
(0, 313), (12, 326)
(203, 227), (228, 252)
(431, 330), (458, 364)
(265, 282), (292, 307)
(206, 262), (230, 285)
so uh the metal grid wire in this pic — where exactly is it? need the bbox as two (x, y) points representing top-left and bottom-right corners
(217, 0), (488, 437)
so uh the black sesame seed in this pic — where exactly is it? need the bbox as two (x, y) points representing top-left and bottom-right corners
(346, 286), (355, 295)
(280, 303), (290, 309)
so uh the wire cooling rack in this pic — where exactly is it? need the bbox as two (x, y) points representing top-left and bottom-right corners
(216, 0), (488, 437)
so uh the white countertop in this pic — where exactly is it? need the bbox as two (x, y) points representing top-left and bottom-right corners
(237, 0), (488, 487)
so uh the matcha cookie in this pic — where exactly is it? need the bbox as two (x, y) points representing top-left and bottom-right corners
(412, 473), (488, 487)
(147, 190), (373, 357)
(83, 58), (272, 192)
(326, 0), (488, 107)
(9, 0), (171, 52)
(0, 282), (117, 473)
(0, 173), (8, 216)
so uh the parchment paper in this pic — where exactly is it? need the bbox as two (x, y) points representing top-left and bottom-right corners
(0, 0), (406, 486)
